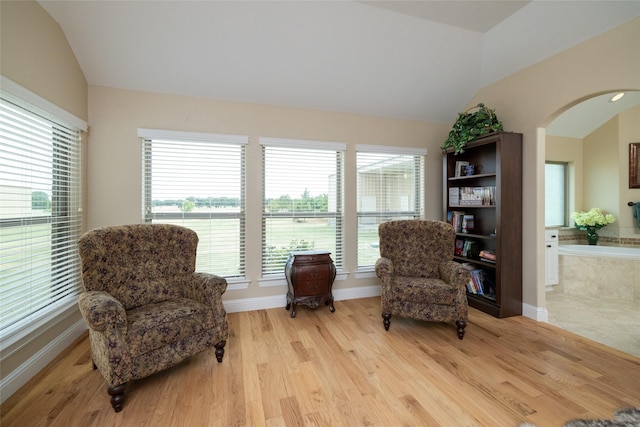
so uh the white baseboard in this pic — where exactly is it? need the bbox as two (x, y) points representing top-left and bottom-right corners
(222, 284), (381, 313)
(333, 284), (381, 300)
(522, 302), (549, 322)
(0, 318), (87, 404)
(223, 294), (287, 313)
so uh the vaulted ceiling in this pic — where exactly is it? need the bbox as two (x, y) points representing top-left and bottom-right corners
(39, 1), (639, 132)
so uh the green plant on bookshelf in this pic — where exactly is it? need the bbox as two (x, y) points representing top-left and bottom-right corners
(441, 103), (504, 155)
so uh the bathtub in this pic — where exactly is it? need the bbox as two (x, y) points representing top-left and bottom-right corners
(557, 244), (640, 301)
(558, 244), (640, 260)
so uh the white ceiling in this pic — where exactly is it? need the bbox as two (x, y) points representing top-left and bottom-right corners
(38, 0), (640, 133)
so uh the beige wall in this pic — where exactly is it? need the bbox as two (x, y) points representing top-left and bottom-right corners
(467, 16), (640, 314)
(87, 85), (450, 301)
(585, 115), (621, 237)
(0, 0), (87, 121)
(545, 135), (583, 217)
(0, 0), (88, 399)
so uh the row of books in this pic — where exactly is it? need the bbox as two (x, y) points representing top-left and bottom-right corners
(455, 239), (479, 258)
(455, 240), (497, 266)
(448, 186), (496, 206)
(462, 266), (496, 300)
(448, 211), (474, 233)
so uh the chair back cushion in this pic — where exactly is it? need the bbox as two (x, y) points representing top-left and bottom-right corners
(378, 220), (455, 278)
(78, 224), (198, 310)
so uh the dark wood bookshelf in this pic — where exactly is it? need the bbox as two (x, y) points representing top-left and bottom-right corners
(443, 132), (522, 318)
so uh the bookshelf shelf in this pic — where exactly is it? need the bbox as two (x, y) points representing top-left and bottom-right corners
(443, 132), (522, 318)
(456, 232), (494, 240)
(448, 172), (496, 181)
(453, 256), (497, 269)
(449, 205), (495, 209)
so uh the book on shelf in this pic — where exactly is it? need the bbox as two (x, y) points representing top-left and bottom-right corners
(466, 280), (476, 294)
(455, 239), (465, 256)
(483, 186), (496, 206)
(449, 187), (459, 205)
(455, 186), (496, 206)
(461, 240), (479, 258)
(479, 249), (496, 263)
(482, 273), (496, 299)
(461, 214), (474, 233)
(459, 187), (482, 205)
(449, 210), (465, 233)
(467, 269), (485, 295)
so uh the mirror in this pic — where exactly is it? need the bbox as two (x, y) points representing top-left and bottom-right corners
(630, 142), (640, 188)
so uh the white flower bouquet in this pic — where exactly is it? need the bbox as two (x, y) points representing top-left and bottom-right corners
(571, 208), (616, 230)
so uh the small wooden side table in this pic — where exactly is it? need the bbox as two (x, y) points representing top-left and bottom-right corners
(285, 250), (336, 318)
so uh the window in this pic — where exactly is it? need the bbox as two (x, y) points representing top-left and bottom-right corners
(545, 162), (568, 227)
(140, 129), (248, 278)
(261, 138), (345, 276)
(0, 91), (83, 338)
(356, 145), (426, 268)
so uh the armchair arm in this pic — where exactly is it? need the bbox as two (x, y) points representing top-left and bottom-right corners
(78, 291), (127, 333)
(374, 257), (394, 280)
(439, 261), (471, 291)
(182, 272), (228, 306)
(375, 257), (396, 304)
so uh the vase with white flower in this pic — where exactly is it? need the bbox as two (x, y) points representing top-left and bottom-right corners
(571, 208), (616, 245)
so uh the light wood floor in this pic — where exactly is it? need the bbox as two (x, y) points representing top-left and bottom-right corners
(2, 296), (639, 427)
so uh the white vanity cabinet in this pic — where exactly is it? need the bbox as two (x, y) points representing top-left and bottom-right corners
(545, 230), (559, 288)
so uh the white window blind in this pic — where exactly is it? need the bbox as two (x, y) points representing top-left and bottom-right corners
(0, 97), (83, 337)
(139, 129), (248, 278)
(261, 138), (345, 275)
(356, 145), (425, 268)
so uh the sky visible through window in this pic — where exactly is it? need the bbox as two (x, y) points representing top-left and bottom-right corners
(150, 140), (242, 201)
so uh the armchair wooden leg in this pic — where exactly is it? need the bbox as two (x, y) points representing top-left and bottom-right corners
(107, 383), (126, 412)
(382, 313), (391, 331)
(456, 320), (467, 340)
(214, 340), (226, 363)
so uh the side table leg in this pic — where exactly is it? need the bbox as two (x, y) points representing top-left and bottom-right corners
(326, 296), (335, 312)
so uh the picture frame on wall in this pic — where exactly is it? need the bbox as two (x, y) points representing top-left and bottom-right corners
(629, 142), (640, 188)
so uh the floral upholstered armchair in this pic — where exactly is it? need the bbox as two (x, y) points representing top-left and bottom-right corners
(77, 224), (229, 412)
(375, 220), (470, 339)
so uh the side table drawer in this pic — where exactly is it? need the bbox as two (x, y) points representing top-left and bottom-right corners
(293, 266), (331, 295)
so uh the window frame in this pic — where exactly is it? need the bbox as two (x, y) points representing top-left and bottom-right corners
(260, 137), (346, 277)
(139, 128), (249, 279)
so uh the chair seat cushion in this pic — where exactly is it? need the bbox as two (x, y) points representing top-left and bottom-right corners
(392, 276), (459, 306)
(126, 298), (214, 357)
